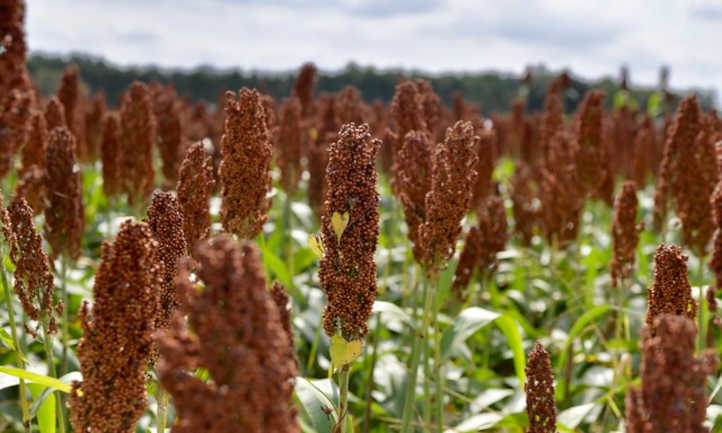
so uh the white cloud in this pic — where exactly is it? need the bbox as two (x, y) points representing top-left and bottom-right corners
(26, 0), (720, 100)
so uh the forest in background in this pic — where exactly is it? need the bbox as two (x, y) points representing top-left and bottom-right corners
(27, 52), (718, 114)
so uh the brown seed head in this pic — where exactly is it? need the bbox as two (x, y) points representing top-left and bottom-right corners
(44, 126), (84, 260)
(478, 195), (508, 274)
(101, 112), (122, 198)
(294, 63), (316, 117)
(20, 110), (47, 176)
(336, 85), (365, 125)
(418, 120), (479, 273)
(451, 227), (481, 300)
(13, 165), (44, 215)
(624, 387), (649, 433)
(156, 236), (299, 433)
(69, 220), (163, 433)
(83, 91), (106, 162)
(0, 88), (32, 179)
(390, 80), (428, 140)
(5, 197), (58, 334)
(277, 97), (303, 193)
(44, 96), (66, 131)
(0, 0), (28, 97)
(57, 64), (87, 158)
(146, 191), (187, 329)
(120, 81), (157, 206)
(631, 116), (655, 186)
(610, 181), (642, 287)
(415, 79), (443, 135)
(639, 315), (717, 433)
(271, 282), (296, 362)
(153, 85), (184, 182)
(524, 342), (556, 433)
(319, 123), (380, 340)
(540, 77), (564, 165)
(176, 141), (215, 254)
(219, 88), (272, 239)
(471, 127), (497, 209)
(710, 180), (722, 290)
(510, 163), (539, 245)
(573, 90), (606, 196)
(646, 244), (696, 329)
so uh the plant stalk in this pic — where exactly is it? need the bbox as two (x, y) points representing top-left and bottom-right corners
(42, 320), (66, 433)
(335, 365), (351, 433)
(431, 273), (444, 433)
(157, 386), (170, 433)
(1, 260), (31, 433)
(362, 313), (382, 433)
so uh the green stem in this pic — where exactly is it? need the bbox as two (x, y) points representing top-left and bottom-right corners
(306, 317), (323, 372)
(362, 314), (382, 433)
(42, 321), (65, 433)
(400, 274), (434, 433)
(60, 254), (69, 376)
(335, 365), (351, 433)
(422, 330), (431, 430)
(431, 273), (444, 433)
(157, 386), (169, 433)
(1, 261), (31, 433)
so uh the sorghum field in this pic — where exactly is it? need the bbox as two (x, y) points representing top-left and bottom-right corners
(1, 1), (722, 433)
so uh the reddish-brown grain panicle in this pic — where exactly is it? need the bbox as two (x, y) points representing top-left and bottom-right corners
(510, 162), (539, 245)
(219, 88), (272, 239)
(631, 116), (655, 186)
(100, 112), (122, 198)
(6, 197), (58, 333)
(336, 85), (365, 125)
(540, 77), (564, 165)
(271, 282), (296, 360)
(524, 342), (556, 433)
(44, 96), (66, 131)
(307, 94), (338, 213)
(710, 180), (722, 290)
(639, 315), (717, 433)
(83, 92), (106, 162)
(277, 97), (303, 193)
(69, 220), (163, 433)
(13, 165), (45, 215)
(451, 227), (481, 300)
(418, 120), (479, 273)
(153, 85), (184, 182)
(120, 81), (157, 206)
(415, 79), (443, 135)
(471, 127), (497, 209)
(540, 130), (582, 247)
(624, 388), (649, 433)
(44, 126), (84, 260)
(478, 195), (508, 275)
(573, 90), (606, 196)
(610, 181), (642, 287)
(57, 64), (87, 158)
(646, 244), (696, 329)
(176, 141), (215, 254)
(146, 191), (187, 329)
(0, 89), (32, 179)
(390, 80), (428, 140)
(294, 63), (317, 117)
(20, 110), (47, 176)
(156, 236), (299, 433)
(395, 130), (433, 261)
(0, 0), (28, 97)
(319, 123), (380, 340)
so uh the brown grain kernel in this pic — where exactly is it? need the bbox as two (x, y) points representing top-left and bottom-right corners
(176, 141), (215, 254)
(319, 123), (380, 340)
(219, 88), (272, 239)
(69, 220), (163, 433)
(524, 342), (556, 433)
(120, 81), (157, 206)
(156, 236), (299, 433)
(610, 181), (642, 287)
(646, 244), (696, 329)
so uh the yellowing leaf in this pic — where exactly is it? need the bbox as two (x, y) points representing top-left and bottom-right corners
(329, 335), (362, 373)
(331, 212), (349, 241)
(309, 233), (324, 258)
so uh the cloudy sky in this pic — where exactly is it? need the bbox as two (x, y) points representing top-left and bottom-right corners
(26, 0), (721, 97)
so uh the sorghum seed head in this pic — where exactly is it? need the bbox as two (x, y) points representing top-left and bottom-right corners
(524, 342), (556, 433)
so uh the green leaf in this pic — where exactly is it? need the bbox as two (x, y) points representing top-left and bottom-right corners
(28, 383), (55, 433)
(371, 301), (412, 325)
(556, 305), (611, 371)
(295, 377), (336, 433)
(0, 366), (71, 393)
(446, 412), (503, 432)
(0, 327), (14, 350)
(331, 212), (349, 241)
(308, 233), (324, 259)
(557, 402), (598, 429)
(262, 248), (293, 288)
(494, 315), (526, 384)
(329, 335), (362, 373)
(441, 307), (500, 360)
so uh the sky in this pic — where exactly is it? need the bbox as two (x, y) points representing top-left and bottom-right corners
(26, 0), (722, 98)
